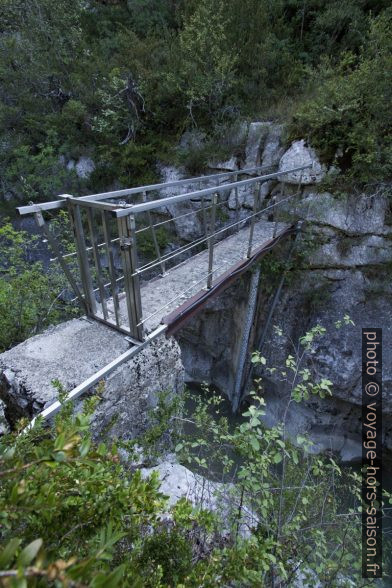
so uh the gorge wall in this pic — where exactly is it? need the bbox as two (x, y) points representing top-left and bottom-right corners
(0, 121), (391, 465)
(166, 123), (392, 462)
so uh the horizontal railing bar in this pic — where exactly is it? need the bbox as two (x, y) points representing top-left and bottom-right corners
(69, 275), (125, 303)
(66, 164), (275, 203)
(17, 164), (275, 216)
(132, 192), (297, 276)
(114, 165), (312, 217)
(50, 198), (226, 263)
(57, 194), (130, 212)
(137, 233), (208, 274)
(17, 200), (66, 215)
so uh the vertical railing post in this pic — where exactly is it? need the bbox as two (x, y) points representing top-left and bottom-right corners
(199, 182), (208, 236)
(273, 181), (285, 238)
(142, 191), (166, 275)
(207, 193), (217, 289)
(86, 207), (108, 320)
(117, 214), (144, 341)
(101, 211), (121, 328)
(295, 170), (304, 220)
(234, 172), (240, 232)
(66, 197), (97, 316)
(247, 181), (260, 258)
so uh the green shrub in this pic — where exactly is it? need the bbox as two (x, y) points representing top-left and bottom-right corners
(0, 222), (77, 351)
(1, 322), (390, 585)
(289, 10), (392, 185)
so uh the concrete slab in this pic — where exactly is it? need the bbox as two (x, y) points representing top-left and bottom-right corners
(117, 219), (287, 332)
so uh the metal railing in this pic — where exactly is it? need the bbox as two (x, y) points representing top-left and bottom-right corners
(18, 163), (312, 342)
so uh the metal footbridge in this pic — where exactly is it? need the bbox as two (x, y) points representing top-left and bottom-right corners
(18, 162), (312, 424)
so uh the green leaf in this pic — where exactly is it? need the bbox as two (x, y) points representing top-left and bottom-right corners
(79, 438), (91, 457)
(91, 565), (126, 587)
(17, 538), (43, 567)
(250, 437), (260, 451)
(54, 432), (66, 451)
(1, 446), (16, 460)
(273, 453), (282, 464)
(0, 538), (21, 568)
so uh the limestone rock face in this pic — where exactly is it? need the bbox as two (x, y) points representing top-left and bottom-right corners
(261, 124), (284, 168)
(176, 279), (251, 401)
(140, 458), (257, 535)
(243, 121), (284, 170)
(244, 122), (271, 168)
(279, 140), (325, 184)
(176, 186), (392, 462)
(209, 156), (239, 172)
(299, 191), (392, 235)
(67, 156), (95, 179)
(141, 461), (218, 509)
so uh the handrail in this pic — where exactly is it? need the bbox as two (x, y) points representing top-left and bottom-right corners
(17, 163), (276, 216)
(14, 159), (312, 356)
(113, 164), (312, 217)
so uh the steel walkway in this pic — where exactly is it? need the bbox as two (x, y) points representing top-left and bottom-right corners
(18, 162), (312, 426)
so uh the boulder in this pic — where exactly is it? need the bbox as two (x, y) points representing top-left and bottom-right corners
(261, 124), (284, 168)
(244, 122), (271, 169)
(279, 140), (325, 184)
(141, 459), (258, 535)
(208, 156), (238, 172)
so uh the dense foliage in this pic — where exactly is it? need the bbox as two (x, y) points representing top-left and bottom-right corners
(1, 323), (390, 586)
(0, 0), (390, 208)
(0, 220), (78, 352)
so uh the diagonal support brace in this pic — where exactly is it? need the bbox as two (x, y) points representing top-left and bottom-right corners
(34, 211), (87, 313)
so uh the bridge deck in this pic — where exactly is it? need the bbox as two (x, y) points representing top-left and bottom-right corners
(108, 219), (288, 333)
(11, 163), (310, 424)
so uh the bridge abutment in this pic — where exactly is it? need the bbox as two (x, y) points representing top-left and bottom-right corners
(0, 318), (184, 439)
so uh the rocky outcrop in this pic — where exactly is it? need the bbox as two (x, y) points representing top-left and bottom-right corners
(66, 156), (95, 179)
(140, 454), (257, 536)
(159, 121), (286, 241)
(175, 186), (392, 462)
(279, 140), (325, 184)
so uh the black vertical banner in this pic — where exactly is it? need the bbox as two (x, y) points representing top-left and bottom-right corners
(362, 328), (382, 578)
